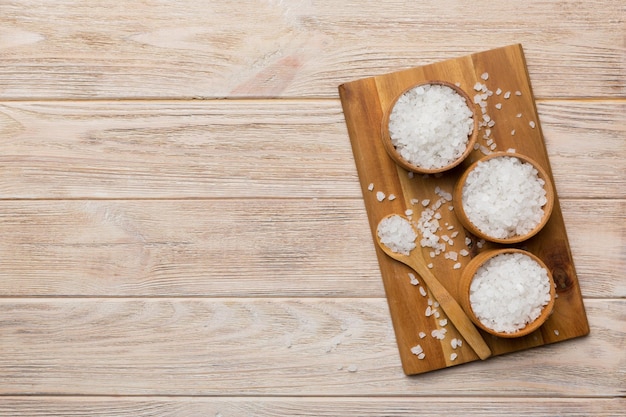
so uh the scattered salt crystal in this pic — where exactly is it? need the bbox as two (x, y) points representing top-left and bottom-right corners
(427, 299), (433, 306)
(487, 120), (495, 127)
(411, 344), (423, 355)
(427, 263), (434, 269)
(434, 311), (440, 318)
(405, 209), (413, 216)
(461, 156), (548, 239)
(554, 329), (560, 336)
(481, 72), (489, 80)
(419, 332), (426, 339)
(419, 286), (427, 297)
(377, 215), (416, 255)
(376, 191), (385, 202)
(408, 273), (419, 286)
(470, 252), (552, 333)
(474, 82), (483, 91)
(459, 249), (469, 257)
(439, 319), (448, 326)
(434, 301), (439, 308)
(477, 239), (485, 249)
(417, 352), (426, 360)
(410, 198), (420, 205)
(454, 81), (461, 87)
(425, 306), (433, 317)
(507, 148), (516, 153)
(388, 84), (475, 169)
(451, 231), (459, 238)
(431, 328), (447, 340)
(451, 338), (459, 349)
(450, 353), (458, 361)
(495, 88), (502, 95)
(515, 90), (522, 96)
(504, 91), (511, 99)
(465, 237), (472, 246)
(453, 262), (462, 269)
(408, 171), (414, 179)
(490, 143), (497, 151)
(429, 251), (436, 258)
(516, 113), (522, 118)
(388, 194), (396, 201)
(368, 183), (374, 191)
(495, 103), (502, 110)
(529, 121), (536, 129)
(511, 129), (516, 136)
(422, 199), (430, 207)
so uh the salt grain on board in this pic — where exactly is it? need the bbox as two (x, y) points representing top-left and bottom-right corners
(376, 191), (385, 202)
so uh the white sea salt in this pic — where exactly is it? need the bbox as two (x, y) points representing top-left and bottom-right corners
(450, 353), (458, 361)
(504, 91), (511, 99)
(388, 84), (474, 169)
(481, 72), (489, 80)
(419, 331), (427, 339)
(376, 191), (385, 202)
(469, 252), (552, 333)
(376, 215), (416, 255)
(411, 344), (424, 356)
(529, 121), (536, 129)
(368, 183), (374, 191)
(419, 286), (427, 297)
(409, 273), (419, 286)
(461, 156), (548, 239)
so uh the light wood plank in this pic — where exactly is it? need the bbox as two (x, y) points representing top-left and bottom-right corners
(0, 100), (623, 199)
(0, 397), (623, 417)
(0, 298), (622, 396)
(0, 199), (622, 298)
(0, 1), (623, 99)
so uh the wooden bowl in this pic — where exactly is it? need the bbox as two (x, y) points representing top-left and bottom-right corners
(452, 152), (554, 244)
(459, 248), (556, 338)
(380, 81), (478, 174)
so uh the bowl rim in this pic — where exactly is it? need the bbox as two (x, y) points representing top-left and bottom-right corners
(459, 248), (556, 338)
(452, 151), (555, 244)
(380, 80), (479, 174)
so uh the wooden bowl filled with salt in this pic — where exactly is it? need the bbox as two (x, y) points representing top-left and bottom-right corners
(453, 152), (554, 244)
(459, 248), (556, 338)
(381, 81), (478, 174)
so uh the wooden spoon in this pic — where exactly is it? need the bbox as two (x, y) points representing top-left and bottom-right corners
(376, 214), (492, 360)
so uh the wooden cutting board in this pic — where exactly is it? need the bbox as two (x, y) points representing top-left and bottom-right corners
(338, 44), (589, 375)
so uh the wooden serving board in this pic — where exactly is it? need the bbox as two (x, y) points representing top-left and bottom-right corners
(338, 44), (589, 375)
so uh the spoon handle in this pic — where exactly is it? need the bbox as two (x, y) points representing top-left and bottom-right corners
(405, 256), (492, 360)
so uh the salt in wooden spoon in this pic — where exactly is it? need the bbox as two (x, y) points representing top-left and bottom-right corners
(376, 214), (492, 360)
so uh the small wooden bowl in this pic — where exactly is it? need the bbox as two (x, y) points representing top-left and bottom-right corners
(380, 81), (478, 174)
(453, 152), (554, 244)
(459, 248), (556, 338)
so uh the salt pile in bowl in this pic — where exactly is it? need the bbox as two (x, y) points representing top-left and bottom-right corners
(470, 252), (552, 334)
(461, 155), (548, 239)
(377, 215), (416, 255)
(388, 83), (474, 170)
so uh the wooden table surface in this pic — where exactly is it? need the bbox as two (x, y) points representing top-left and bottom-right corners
(1, 1), (624, 415)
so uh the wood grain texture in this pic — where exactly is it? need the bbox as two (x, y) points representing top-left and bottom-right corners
(0, 298), (623, 396)
(0, 199), (622, 298)
(0, 397), (624, 417)
(0, 0), (623, 99)
(0, 100), (623, 199)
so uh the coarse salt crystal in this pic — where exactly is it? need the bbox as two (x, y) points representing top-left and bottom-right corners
(529, 121), (536, 129)
(419, 331), (426, 339)
(368, 183), (374, 191)
(411, 344), (423, 355)
(419, 286), (427, 297)
(409, 273), (419, 286)
(462, 156), (548, 239)
(504, 91), (511, 99)
(376, 191), (385, 202)
(418, 352), (426, 359)
(427, 263), (434, 269)
(450, 353), (458, 361)
(495, 88), (502, 95)
(439, 319), (448, 326)
(481, 72), (489, 80)
(453, 262), (462, 269)
(388, 84), (475, 169)
(470, 252), (552, 333)
(516, 113), (522, 118)
(377, 215), (416, 255)
(511, 129), (516, 136)
(515, 90), (522, 96)
(495, 103), (502, 110)
(459, 249), (469, 257)
(388, 194), (396, 201)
